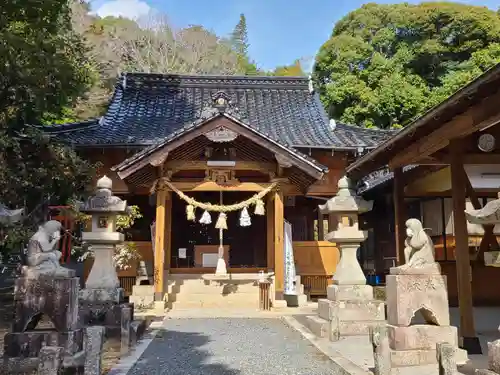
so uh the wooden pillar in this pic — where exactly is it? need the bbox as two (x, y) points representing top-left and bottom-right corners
(164, 191), (172, 272)
(328, 213), (338, 233)
(450, 139), (481, 354)
(393, 167), (406, 265)
(266, 194), (275, 271)
(274, 189), (285, 299)
(317, 209), (324, 241)
(154, 186), (167, 302)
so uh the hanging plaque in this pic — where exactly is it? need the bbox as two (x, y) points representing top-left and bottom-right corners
(178, 248), (187, 259)
(204, 126), (238, 143)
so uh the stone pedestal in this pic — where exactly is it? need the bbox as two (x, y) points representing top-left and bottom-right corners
(2, 276), (95, 374)
(79, 287), (134, 338)
(305, 176), (382, 339)
(309, 283), (385, 340)
(386, 269), (467, 369)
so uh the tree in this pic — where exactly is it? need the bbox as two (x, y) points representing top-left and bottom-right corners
(110, 15), (242, 75)
(0, 0), (97, 253)
(228, 13), (264, 75)
(313, 2), (500, 128)
(272, 59), (307, 76)
(230, 14), (249, 58)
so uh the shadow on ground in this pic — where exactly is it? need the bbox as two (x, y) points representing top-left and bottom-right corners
(129, 329), (241, 375)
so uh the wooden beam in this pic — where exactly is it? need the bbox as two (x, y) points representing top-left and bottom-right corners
(167, 181), (280, 192)
(154, 187), (167, 302)
(449, 139), (479, 349)
(393, 168), (406, 265)
(389, 91), (500, 169)
(274, 189), (285, 299)
(427, 153), (500, 165)
(165, 160), (276, 174)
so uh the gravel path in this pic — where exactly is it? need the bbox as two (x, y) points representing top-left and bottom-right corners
(128, 318), (337, 375)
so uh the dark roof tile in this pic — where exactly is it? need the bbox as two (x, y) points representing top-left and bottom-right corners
(45, 73), (394, 149)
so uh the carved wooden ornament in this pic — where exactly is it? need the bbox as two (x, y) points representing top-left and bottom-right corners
(204, 126), (238, 143)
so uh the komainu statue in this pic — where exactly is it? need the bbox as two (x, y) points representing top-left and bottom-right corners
(392, 218), (440, 274)
(22, 220), (74, 279)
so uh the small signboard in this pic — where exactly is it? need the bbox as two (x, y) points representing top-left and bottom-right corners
(178, 248), (187, 259)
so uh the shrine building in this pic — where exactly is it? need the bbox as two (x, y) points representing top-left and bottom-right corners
(44, 73), (391, 307)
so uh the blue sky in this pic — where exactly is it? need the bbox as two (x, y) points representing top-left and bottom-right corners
(91, 0), (500, 71)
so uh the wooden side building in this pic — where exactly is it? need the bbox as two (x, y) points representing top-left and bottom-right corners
(347, 62), (500, 354)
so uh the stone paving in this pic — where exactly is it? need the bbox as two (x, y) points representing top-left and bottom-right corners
(127, 318), (338, 375)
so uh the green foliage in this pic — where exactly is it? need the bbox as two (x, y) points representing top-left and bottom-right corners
(314, 2), (500, 128)
(272, 60), (307, 77)
(0, 0), (97, 255)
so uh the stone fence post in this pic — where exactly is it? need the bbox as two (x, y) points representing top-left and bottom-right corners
(437, 342), (456, 375)
(37, 346), (63, 375)
(370, 324), (391, 375)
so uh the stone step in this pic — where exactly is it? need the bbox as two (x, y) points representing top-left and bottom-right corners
(337, 320), (385, 336)
(390, 347), (468, 367)
(168, 297), (261, 309)
(305, 315), (329, 338)
(165, 281), (259, 295)
(318, 298), (385, 321)
(166, 292), (259, 305)
(390, 364), (444, 375)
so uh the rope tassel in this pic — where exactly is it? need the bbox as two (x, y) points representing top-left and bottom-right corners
(254, 199), (265, 215)
(239, 207), (251, 227)
(215, 212), (228, 230)
(186, 205), (196, 221)
(199, 210), (212, 225)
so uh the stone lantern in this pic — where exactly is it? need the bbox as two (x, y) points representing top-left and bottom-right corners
(319, 176), (373, 285)
(80, 175), (128, 294)
(306, 176), (385, 341)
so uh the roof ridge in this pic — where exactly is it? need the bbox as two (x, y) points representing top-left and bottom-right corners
(120, 72), (310, 89)
(335, 122), (399, 133)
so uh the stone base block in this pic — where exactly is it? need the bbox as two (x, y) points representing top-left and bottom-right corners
(284, 293), (308, 307)
(305, 315), (329, 338)
(4, 329), (83, 358)
(318, 298), (385, 321)
(273, 300), (288, 309)
(488, 339), (500, 373)
(13, 277), (79, 333)
(79, 287), (124, 304)
(390, 347), (467, 367)
(79, 302), (134, 338)
(388, 324), (458, 351)
(131, 284), (154, 297)
(386, 274), (449, 326)
(130, 294), (155, 308)
(326, 284), (374, 301)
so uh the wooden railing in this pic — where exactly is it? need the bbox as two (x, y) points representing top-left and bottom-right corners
(301, 275), (333, 297)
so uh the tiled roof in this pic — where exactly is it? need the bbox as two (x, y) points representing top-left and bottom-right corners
(357, 165), (418, 195)
(113, 99), (328, 176)
(44, 73), (394, 149)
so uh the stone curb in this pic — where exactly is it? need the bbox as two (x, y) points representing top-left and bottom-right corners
(281, 315), (372, 375)
(107, 319), (165, 375)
